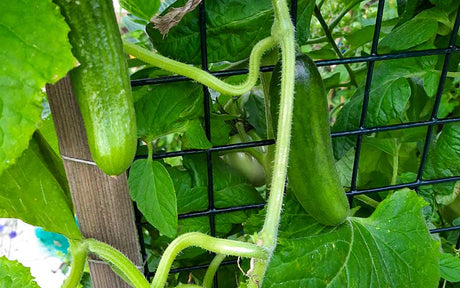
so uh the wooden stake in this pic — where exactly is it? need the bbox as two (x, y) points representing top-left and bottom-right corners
(46, 76), (142, 288)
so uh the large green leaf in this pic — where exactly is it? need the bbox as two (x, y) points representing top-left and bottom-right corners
(0, 134), (81, 240)
(0, 256), (39, 288)
(379, 18), (438, 53)
(0, 0), (76, 174)
(134, 81), (203, 142)
(262, 190), (440, 287)
(146, 0), (273, 64)
(128, 159), (178, 238)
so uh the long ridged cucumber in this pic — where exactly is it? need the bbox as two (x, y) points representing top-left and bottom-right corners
(54, 0), (137, 176)
(270, 54), (350, 226)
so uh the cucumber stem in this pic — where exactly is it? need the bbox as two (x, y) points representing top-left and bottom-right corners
(150, 232), (268, 288)
(86, 238), (150, 288)
(203, 254), (226, 288)
(247, 0), (296, 286)
(61, 239), (88, 288)
(123, 37), (276, 96)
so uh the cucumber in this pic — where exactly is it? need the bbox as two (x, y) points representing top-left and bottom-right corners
(270, 54), (350, 226)
(54, 0), (137, 176)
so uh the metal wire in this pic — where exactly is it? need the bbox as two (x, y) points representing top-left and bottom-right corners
(134, 0), (460, 285)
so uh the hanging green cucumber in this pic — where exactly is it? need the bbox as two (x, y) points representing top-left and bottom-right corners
(54, 0), (137, 176)
(270, 54), (350, 226)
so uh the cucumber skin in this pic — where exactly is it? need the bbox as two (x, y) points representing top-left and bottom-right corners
(270, 54), (350, 226)
(54, 0), (137, 176)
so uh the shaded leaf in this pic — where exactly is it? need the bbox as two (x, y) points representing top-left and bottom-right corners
(166, 155), (264, 236)
(422, 123), (460, 198)
(296, 0), (315, 45)
(0, 0), (76, 174)
(423, 70), (440, 98)
(244, 90), (267, 139)
(181, 120), (212, 149)
(135, 81), (203, 142)
(128, 159), (178, 238)
(333, 57), (435, 158)
(379, 18), (438, 53)
(146, 0), (273, 64)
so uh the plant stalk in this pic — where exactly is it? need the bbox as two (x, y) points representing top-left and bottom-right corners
(61, 239), (88, 288)
(123, 37), (276, 96)
(203, 254), (227, 288)
(86, 238), (150, 288)
(247, 0), (296, 286)
(151, 232), (268, 288)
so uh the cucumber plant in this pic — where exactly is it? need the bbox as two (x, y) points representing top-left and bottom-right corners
(1, 0), (460, 287)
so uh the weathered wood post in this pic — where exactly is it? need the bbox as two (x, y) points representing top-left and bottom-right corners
(46, 76), (142, 288)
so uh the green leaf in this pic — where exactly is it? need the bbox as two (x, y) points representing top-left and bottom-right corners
(128, 159), (178, 238)
(423, 70), (440, 98)
(146, 0), (273, 64)
(120, 0), (161, 21)
(336, 148), (354, 188)
(0, 0), (76, 174)
(263, 190), (440, 287)
(134, 81), (203, 142)
(296, 0), (315, 45)
(166, 155), (264, 236)
(0, 256), (39, 288)
(366, 78), (411, 126)
(379, 18), (438, 53)
(210, 117), (232, 146)
(244, 90), (267, 139)
(439, 253), (460, 282)
(333, 57), (434, 158)
(430, 0), (460, 10)
(0, 134), (81, 240)
(395, 0), (426, 25)
(181, 120), (212, 150)
(180, 155), (264, 211)
(345, 25), (374, 50)
(422, 123), (460, 197)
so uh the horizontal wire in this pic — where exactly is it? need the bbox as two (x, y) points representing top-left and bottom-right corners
(147, 259), (238, 277)
(130, 48), (460, 87)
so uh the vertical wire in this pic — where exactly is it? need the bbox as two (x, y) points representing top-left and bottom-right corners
(198, 1), (218, 286)
(415, 5), (460, 191)
(349, 0), (386, 195)
(416, 7), (460, 188)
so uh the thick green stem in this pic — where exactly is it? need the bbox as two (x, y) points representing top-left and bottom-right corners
(260, 0), (295, 249)
(151, 232), (268, 288)
(247, 0), (296, 287)
(203, 254), (227, 288)
(86, 238), (150, 288)
(123, 37), (276, 96)
(61, 239), (88, 288)
(355, 195), (379, 208)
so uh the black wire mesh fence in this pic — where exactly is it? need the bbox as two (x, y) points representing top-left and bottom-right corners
(131, 0), (460, 286)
